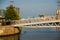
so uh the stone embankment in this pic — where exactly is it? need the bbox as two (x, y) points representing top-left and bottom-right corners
(0, 26), (20, 36)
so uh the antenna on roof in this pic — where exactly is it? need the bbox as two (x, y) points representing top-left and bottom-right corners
(10, 0), (14, 5)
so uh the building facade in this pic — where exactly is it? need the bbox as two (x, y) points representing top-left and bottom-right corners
(15, 7), (20, 17)
(56, 9), (60, 19)
(0, 9), (6, 16)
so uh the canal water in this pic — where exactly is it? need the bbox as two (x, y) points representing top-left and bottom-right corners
(0, 27), (60, 40)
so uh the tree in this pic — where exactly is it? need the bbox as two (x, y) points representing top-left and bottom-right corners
(5, 5), (20, 20)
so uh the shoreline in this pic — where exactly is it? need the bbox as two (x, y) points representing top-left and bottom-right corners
(0, 26), (21, 37)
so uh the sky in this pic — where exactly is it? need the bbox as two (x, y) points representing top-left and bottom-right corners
(0, 0), (58, 18)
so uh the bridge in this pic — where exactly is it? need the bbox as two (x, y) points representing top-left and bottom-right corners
(11, 19), (60, 28)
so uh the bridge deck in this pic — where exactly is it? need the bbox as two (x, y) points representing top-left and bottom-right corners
(11, 25), (60, 28)
(10, 20), (60, 28)
(14, 20), (60, 26)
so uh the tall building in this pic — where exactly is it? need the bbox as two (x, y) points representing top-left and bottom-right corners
(56, 0), (60, 19)
(15, 7), (20, 17)
(56, 9), (60, 19)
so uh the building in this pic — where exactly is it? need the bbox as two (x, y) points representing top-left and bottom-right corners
(0, 9), (6, 16)
(56, 0), (60, 19)
(0, 9), (5, 24)
(15, 7), (20, 17)
(56, 9), (60, 19)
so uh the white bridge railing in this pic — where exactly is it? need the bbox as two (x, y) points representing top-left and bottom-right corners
(10, 19), (60, 28)
(11, 19), (60, 26)
(11, 25), (60, 28)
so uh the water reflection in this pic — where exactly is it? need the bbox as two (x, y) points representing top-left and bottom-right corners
(0, 34), (20, 40)
(21, 28), (60, 40)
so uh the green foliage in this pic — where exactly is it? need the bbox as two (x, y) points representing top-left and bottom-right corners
(5, 5), (20, 20)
